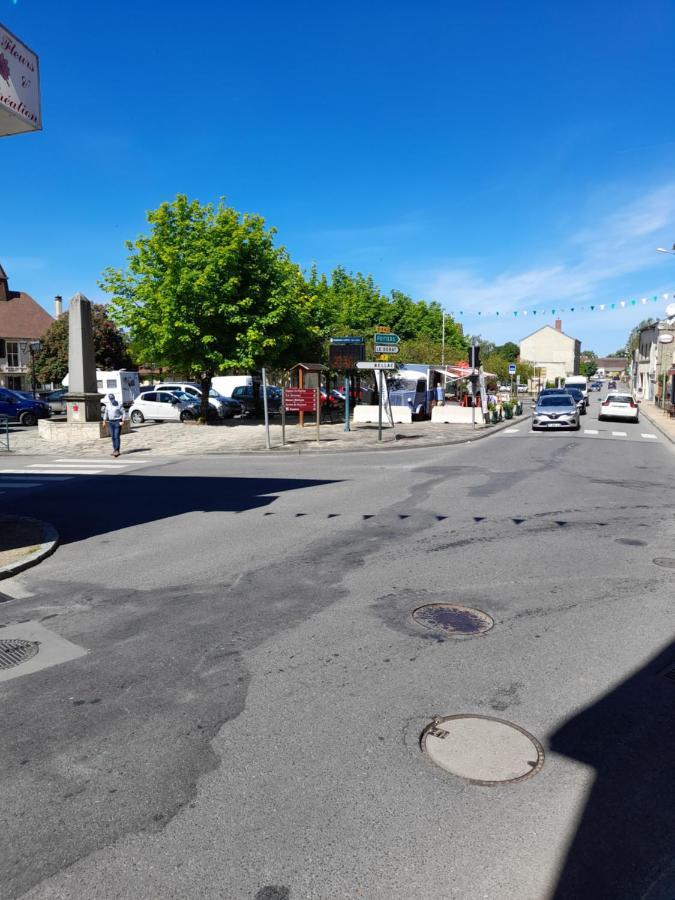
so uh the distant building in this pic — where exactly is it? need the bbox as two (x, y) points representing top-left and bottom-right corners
(0, 265), (54, 391)
(519, 320), (581, 386)
(595, 357), (628, 379)
(632, 324), (659, 400)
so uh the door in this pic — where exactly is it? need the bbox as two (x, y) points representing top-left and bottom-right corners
(155, 391), (181, 420)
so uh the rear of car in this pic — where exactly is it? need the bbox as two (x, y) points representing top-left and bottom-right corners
(598, 393), (639, 423)
(564, 387), (586, 414)
(532, 394), (580, 431)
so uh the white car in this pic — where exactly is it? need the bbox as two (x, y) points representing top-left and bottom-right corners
(128, 390), (196, 424)
(153, 382), (240, 418)
(598, 392), (639, 423)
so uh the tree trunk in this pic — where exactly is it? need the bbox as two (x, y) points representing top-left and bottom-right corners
(200, 374), (213, 422)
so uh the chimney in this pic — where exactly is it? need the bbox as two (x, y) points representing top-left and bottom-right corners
(54, 295), (63, 318)
(555, 319), (562, 332)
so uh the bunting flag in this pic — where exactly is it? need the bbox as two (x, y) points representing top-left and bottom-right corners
(448, 293), (672, 320)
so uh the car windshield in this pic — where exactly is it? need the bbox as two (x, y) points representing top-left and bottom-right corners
(539, 396), (575, 407)
(608, 395), (632, 403)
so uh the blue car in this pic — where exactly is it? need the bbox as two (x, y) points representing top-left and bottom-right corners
(0, 388), (51, 426)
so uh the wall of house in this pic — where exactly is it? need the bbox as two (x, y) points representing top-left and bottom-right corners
(519, 329), (578, 383)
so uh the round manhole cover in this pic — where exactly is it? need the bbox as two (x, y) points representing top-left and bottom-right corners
(0, 639), (40, 671)
(653, 558), (675, 569)
(412, 604), (494, 637)
(421, 714), (544, 785)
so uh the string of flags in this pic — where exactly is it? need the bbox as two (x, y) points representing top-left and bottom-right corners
(450, 293), (673, 319)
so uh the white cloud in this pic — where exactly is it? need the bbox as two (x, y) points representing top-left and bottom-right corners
(416, 182), (675, 313)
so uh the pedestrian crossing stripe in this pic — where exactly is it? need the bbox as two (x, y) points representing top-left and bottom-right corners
(612, 431), (627, 437)
(641, 434), (657, 439)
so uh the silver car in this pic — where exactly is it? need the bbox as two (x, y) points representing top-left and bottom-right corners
(532, 394), (580, 431)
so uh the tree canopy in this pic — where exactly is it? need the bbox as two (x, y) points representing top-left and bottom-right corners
(34, 304), (132, 385)
(100, 196), (320, 416)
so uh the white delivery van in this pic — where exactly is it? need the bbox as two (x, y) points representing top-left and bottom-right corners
(62, 370), (141, 408)
(211, 375), (252, 397)
(564, 375), (589, 401)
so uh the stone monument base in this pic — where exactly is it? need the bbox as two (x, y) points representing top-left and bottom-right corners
(39, 420), (131, 443)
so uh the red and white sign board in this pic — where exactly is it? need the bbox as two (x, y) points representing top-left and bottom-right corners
(284, 388), (317, 412)
(0, 24), (41, 137)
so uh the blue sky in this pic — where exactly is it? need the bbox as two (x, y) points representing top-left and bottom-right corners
(3, 0), (675, 354)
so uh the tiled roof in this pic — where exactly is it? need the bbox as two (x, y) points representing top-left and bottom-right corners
(0, 293), (55, 340)
(596, 357), (628, 368)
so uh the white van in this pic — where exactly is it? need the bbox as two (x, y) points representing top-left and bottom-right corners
(564, 375), (589, 401)
(62, 370), (140, 408)
(211, 375), (252, 397)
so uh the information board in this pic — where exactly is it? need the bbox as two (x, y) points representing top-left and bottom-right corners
(329, 343), (365, 369)
(284, 388), (317, 412)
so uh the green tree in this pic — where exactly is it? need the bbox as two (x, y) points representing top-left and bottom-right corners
(100, 195), (318, 419)
(580, 351), (598, 377)
(494, 341), (520, 361)
(34, 304), (132, 386)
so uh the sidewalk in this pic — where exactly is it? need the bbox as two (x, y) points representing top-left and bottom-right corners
(638, 401), (675, 444)
(0, 409), (530, 458)
(0, 516), (59, 581)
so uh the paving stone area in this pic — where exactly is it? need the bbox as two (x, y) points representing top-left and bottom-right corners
(1, 413), (524, 457)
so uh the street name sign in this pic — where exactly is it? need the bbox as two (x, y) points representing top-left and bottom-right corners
(329, 336), (365, 344)
(373, 332), (400, 344)
(357, 361), (396, 370)
(374, 344), (400, 354)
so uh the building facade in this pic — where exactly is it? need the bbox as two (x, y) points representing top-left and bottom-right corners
(0, 266), (55, 391)
(519, 320), (581, 386)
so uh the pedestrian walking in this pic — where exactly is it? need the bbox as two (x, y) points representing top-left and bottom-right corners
(102, 393), (126, 457)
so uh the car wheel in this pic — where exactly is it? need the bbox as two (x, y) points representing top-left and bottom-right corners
(130, 410), (144, 424)
(19, 411), (37, 426)
(180, 410), (194, 422)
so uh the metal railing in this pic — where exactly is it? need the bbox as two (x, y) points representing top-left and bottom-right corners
(0, 416), (9, 451)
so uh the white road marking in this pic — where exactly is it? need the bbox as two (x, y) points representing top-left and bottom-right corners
(584, 429), (599, 435)
(503, 428), (520, 434)
(54, 457), (147, 464)
(30, 462), (127, 469)
(612, 431), (627, 437)
(641, 433), (657, 440)
(0, 470), (77, 477)
(0, 578), (33, 599)
(3, 468), (103, 475)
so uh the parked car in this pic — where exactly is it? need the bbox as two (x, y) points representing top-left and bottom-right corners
(598, 393), (639, 423)
(153, 382), (241, 418)
(128, 390), (203, 424)
(44, 388), (68, 414)
(0, 388), (51, 426)
(531, 394), (580, 431)
(230, 384), (282, 415)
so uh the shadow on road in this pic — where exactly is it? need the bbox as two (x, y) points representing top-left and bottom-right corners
(1, 474), (340, 546)
(550, 639), (675, 899)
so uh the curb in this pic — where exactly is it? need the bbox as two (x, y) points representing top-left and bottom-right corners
(638, 406), (675, 444)
(0, 516), (60, 581)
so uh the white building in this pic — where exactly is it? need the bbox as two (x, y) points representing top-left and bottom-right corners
(519, 320), (581, 387)
(632, 323), (659, 400)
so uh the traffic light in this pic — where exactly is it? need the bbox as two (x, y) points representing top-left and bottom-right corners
(469, 345), (481, 370)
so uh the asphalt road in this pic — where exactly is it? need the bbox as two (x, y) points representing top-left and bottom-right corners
(1, 396), (673, 900)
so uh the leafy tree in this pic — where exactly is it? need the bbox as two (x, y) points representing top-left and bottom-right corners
(467, 334), (496, 356)
(483, 352), (533, 386)
(494, 341), (520, 361)
(101, 195), (318, 419)
(34, 304), (132, 386)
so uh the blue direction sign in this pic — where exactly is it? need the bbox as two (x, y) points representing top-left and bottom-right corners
(373, 332), (400, 344)
(330, 336), (365, 344)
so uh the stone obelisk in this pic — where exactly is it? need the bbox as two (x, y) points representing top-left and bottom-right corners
(65, 293), (102, 423)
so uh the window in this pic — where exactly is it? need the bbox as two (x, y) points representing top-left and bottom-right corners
(0, 339), (5, 358)
(157, 392), (173, 404)
(142, 392), (157, 402)
(6, 342), (19, 368)
(106, 379), (116, 389)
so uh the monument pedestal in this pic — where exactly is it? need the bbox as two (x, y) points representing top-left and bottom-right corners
(65, 391), (103, 424)
(39, 419), (131, 443)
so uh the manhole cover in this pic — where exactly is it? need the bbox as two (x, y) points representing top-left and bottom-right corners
(412, 604), (494, 636)
(420, 714), (544, 785)
(0, 639), (40, 671)
(653, 558), (675, 569)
